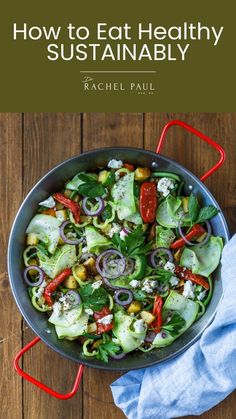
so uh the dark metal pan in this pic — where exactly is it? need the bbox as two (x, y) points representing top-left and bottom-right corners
(8, 120), (230, 399)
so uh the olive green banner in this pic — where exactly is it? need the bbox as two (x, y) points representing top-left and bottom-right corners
(0, 0), (235, 111)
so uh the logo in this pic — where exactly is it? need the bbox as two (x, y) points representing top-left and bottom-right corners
(81, 75), (156, 95)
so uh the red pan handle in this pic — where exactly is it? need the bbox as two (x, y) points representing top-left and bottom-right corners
(14, 336), (84, 400)
(156, 120), (226, 182)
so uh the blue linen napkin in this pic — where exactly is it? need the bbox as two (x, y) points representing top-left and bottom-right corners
(111, 234), (236, 419)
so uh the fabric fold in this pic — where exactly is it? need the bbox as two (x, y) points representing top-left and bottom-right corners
(111, 235), (236, 419)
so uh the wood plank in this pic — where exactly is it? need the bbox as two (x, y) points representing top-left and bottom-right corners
(22, 113), (83, 419)
(82, 112), (144, 419)
(10, 111), (235, 419)
(144, 113), (236, 216)
(82, 113), (144, 151)
(144, 112), (236, 419)
(0, 113), (23, 419)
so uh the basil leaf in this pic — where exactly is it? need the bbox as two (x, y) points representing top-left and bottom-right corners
(196, 205), (219, 224)
(77, 182), (106, 198)
(188, 194), (200, 224)
(77, 173), (97, 182)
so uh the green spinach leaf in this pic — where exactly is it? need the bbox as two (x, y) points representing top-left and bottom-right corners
(77, 182), (106, 198)
(77, 173), (98, 182)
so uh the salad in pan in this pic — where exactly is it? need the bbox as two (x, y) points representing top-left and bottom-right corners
(23, 159), (223, 363)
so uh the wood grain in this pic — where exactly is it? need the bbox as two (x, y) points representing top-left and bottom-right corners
(145, 112), (236, 419)
(0, 114), (23, 419)
(2, 112), (236, 419)
(82, 113), (144, 151)
(144, 113), (236, 229)
(22, 113), (83, 419)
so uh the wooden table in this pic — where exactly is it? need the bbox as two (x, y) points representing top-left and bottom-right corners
(1, 113), (236, 419)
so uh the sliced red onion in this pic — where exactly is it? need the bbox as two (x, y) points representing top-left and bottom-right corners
(144, 331), (156, 343)
(65, 290), (81, 306)
(157, 283), (169, 293)
(59, 221), (83, 245)
(122, 227), (131, 235)
(103, 256), (126, 278)
(102, 250), (124, 262)
(96, 249), (125, 279)
(114, 289), (133, 306)
(110, 352), (126, 360)
(24, 265), (45, 287)
(149, 248), (173, 268)
(79, 253), (96, 263)
(123, 258), (135, 276)
(82, 197), (105, 216)
(178, 220), (211, 247)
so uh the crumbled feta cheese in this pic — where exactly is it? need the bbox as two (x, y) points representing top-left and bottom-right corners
(39, 196), (56, 208)
(142, 283), (153, 293)
(133, 319), (146, 334)
(197, 290), (207, 301)
(119, 230), (127, 241)
(82, 246), (88, 254)
(52, 302), (62, 316)
(91, 280), (103, 290)
(183, 280), (195, 299)
(108, 159), (123, 169)
(142, 279), (158, 294)
(130, 280), (141, 289)
(107, 223), (121, 238)
(97, 314), (113, 325)
(59, 294), (71, 311)
(34, 280), (47, 299)
(164, 261), (175, 273)
(157, 177), (175, 197)
(169, 276), (179, 286)
(112, 338), (120, 344)
(115, 171), (121, 181)
(85, 308), (94, 316)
